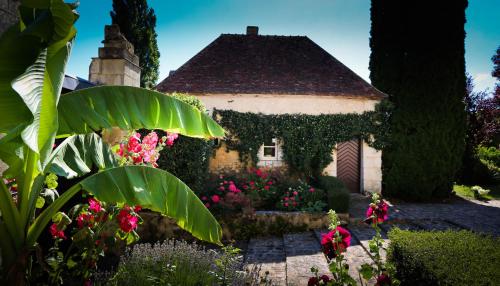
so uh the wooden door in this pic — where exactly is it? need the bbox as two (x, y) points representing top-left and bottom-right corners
(337, 140), (361, 193)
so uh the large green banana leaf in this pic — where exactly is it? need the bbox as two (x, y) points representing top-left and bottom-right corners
(57, 86), (225, 139)
(28, 166), (223, 245)
(46, 133), (118, 179)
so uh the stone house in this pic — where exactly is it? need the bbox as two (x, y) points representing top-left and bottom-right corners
(156, 26), (385, 194)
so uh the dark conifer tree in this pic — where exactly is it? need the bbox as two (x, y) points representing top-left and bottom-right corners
(111, 0), (160, 89)
(369, 0), (468, 200)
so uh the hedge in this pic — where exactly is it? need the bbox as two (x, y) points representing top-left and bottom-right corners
(316, 176), (350, 213)
(388, 229), (500, 286)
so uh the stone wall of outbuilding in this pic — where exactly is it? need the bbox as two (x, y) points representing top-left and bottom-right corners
(199, 93), (382, 193)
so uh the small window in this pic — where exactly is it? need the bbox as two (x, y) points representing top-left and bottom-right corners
(263, 137), (277, 158)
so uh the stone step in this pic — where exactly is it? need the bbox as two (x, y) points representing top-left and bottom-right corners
(245, 237), (287, 285)
(284, 232), (330, 286)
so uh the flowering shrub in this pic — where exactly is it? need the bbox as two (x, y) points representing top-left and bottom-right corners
(277, 180), (327, 212)
(359, 193), (399, 286)
(116, 130), (178, 167)
(240, 168), (280, 209)
(43, 196), (143, 284)
(200, 174), (253, 214)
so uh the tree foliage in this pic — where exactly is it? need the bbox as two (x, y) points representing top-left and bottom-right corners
(110, 0), (160, 89)
(369, 0), (468, 200)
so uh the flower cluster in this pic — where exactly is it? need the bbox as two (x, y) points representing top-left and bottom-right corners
(117, 205), (141, 233)
(359, 193), (398, 286)
(365, 199), (389, 224)
(308, 272), (331, 286)
(116, 131), (177, 167)
(201, 174), (252, 213)
(320, 226), (351, 260)
(277, 180), (321, 212)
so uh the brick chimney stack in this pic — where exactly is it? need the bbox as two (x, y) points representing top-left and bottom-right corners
(246, 26), (259, 36)
(89, 25), (141, 87)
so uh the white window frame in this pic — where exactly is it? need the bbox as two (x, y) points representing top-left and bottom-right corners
(261, 137), (278, 159)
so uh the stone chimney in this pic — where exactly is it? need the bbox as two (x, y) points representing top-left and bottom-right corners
(89, 25), (141, 87)
(246, 26), (259, 36)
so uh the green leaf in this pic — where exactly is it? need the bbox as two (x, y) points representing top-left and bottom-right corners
(360, 263), (375, 280)
(51, 211), (71, 225)
(12, 28), (75, 166)
(57, 86), (225, 139)
(77, 166), (222, 245)
(46, 133), (118, 179)
(0, 181), (23, 250)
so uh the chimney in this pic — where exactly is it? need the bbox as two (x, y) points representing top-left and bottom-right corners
(89, 25), (141, 87)
(246, 26), (259, 36)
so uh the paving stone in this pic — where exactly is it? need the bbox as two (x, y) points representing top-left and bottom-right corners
(284, 232), (330, 286)
(245, 237), (287, 285)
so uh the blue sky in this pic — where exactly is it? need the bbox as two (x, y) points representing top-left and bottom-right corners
(67, 0), (499, 92)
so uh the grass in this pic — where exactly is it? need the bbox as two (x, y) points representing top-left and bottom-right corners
(453, 184), (500, 200)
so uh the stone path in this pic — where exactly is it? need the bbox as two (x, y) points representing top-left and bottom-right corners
(244, 194), (500, 285)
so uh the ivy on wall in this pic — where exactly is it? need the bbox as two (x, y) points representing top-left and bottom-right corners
(214, 100), (392, 178)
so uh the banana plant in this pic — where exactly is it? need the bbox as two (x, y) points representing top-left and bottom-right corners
(0, 1), (225, 283)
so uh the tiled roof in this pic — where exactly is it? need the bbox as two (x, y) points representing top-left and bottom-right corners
(156, 33), (385, 98)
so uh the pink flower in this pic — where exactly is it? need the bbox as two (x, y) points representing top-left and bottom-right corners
(249, 181), (255, 186)
(229, 183), (239, 193)
(165, 132), (178, 147)
(321, 226), (351, 259)
(264, 185), (270, 191)
(218, 186), (225, 191)
(219, 175), (224, 179)
(255, 169), (263, 177)
(293, 191), (298, 196)
(49, 223), (66, 239)
(211, 195), (220, 203)
(366, 200), (389, 224)
(142, 131), (158, 147)
(309, 187), (315, 193)
(117, 208), (139, 233)
(243, 185), (249, 189)
(202, 196), (208, 201)
(117, 143), (126, 157)
(284, 197), (289, 201)
(134, 205), (142, 212)
(205, 202), (211, 208)
(267, 181), (273, 185)
(292, 202), (297, 206)
(284, 202), (289, 207)
(76, 213), (95, 229)
(88, 198), (102, 213)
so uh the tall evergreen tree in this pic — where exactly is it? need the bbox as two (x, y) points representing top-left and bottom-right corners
(111, 0), (160, 89)
(369, 0), (468, 200)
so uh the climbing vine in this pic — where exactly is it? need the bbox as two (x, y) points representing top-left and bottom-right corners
(214, 100), (392, 178)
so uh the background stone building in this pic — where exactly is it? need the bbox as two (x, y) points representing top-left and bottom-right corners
(157, 26), (385, 193)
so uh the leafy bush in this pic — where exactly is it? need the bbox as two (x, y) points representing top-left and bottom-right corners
(276, 180), (327, 212)
(477, 146), (500, 182)
(388, 229), (500, 286)
(108, 240), (244, 286)
(317, 176), (350, 213)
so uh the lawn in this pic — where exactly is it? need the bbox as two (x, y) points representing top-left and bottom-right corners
(453, 184), (500, 200)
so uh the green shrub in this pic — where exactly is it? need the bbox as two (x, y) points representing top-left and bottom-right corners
(317, 176), (350, 213)
(154, 93), (214, 193)
(477, 146), (500, 166)
(107, 240), (244, 286)
(388, 229), (500, 286)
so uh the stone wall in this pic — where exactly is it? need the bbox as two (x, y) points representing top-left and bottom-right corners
(361, 141), (382, 193)
(201, 93), (382, 192)
(0, 0), (19, 36)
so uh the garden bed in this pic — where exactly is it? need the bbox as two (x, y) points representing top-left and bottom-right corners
(137, 210), (349, 242)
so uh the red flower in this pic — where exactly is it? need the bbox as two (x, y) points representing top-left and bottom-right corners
(134, 205), (142, 212)
(49, 223), (66, 239)
(366, 200), (389, 224)
(284, 202), (289, 207)
(211, 194), (220, 203)
(255, 169), (263, 177)
(307, 277), (319, 286)
(127, 133), (142, 153)
(320, 275), (331, 283)
(267, 181), (273, 185)
(321, 226), (351, 259)
(77, 213), (95, 229)
(229, 183), (239, 193)
(376, 274), (392, 286)
(117, 208), (139, 233)
(88, 198), (102, 213)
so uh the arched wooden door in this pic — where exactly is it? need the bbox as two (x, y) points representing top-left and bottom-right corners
(337, 140), (361, 193)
